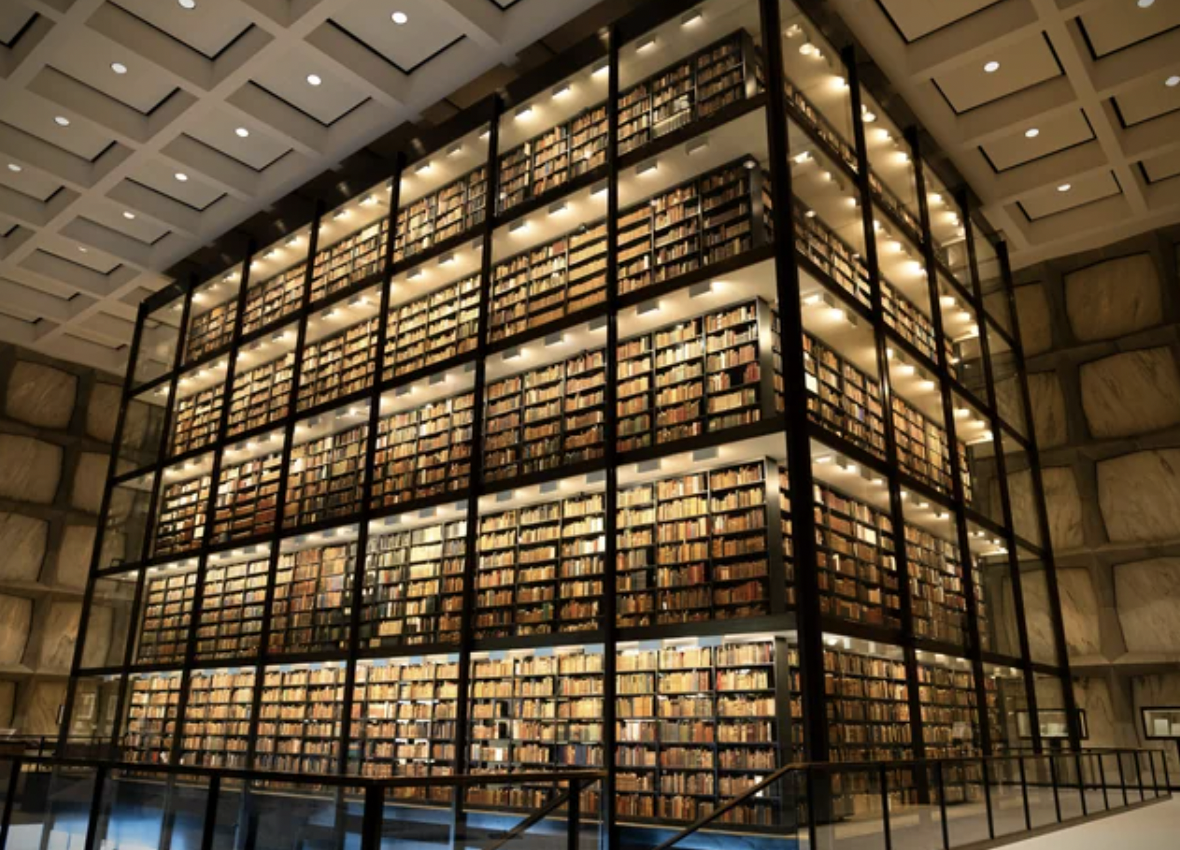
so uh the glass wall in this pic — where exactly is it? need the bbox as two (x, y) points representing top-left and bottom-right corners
(69, 0), (1073, 828)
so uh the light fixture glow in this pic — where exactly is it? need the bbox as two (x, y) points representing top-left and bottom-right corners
(178, 0), (196, 8)
(6, 163), (21, 172)
(175, 172), (189, 182)
(333, 208), (349, 220)
(682, 10), (703, 27)
(1024, 127), (1040, 139)
(793, 151), (811, 165)
(123, 211), (136, 220)
(306, 74), (322, 87)
(111, 62), (128, 75)
(235, 127), (249, 138)
(1167, 75), (1180, 88)
(637, 37), (658, 54)
(54, 116), (70, 127)
(415, 161), (433, 175)
(1057, 183), (1071, 192)
(1138, 0), (1155, 8)
(983, 61), (1000, 73)
(552, 84), (572, 100)
(515, 105), (534, 122)
(391, 11), (408, 25)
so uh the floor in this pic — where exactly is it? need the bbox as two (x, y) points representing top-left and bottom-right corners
(1002, 797), (1180, 850)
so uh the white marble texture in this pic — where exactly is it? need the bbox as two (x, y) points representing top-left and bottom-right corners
(1044, 466), (1085, 551)
(0, 594), (31, 665)
(1057, 567), (1101, 657)
(85, 382), (121, 443)
(0, 680), (13, 728)
(1114, 557), (1180, 654)
(1020, 569), (1060, 664)
(1098, 449), (1180, 543)
(0, 512), (47, 582)
(1080, 347), (1180, 439)
(1065, 253), (1163, 342)
(71, 451), (109, 515)
(38, 600), (82, 671)
(23, 681), (65, 736)
(1028, 370), (1068, 448)
(1073, 677), (1119, 748)
(1014, 282), (1053, 356)
(54, 524), (96, 589)
(0, 435), (61, 505)
(994, 375), (1029, 436)
(1131, 673), (1180, 778)
(1006, 469), (1043, 546)
(4, 361), (77, 430)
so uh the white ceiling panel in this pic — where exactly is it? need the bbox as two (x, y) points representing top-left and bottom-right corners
(1078, 0), (1180, 59)
(0, 0), (601, 371)
(980, 109), (1095, 172)
(112, 0), (254, 59)
(1114, 73), (1180, 126)
(934, 32), (1062, 114)
(330, 0), (466, 72)
(1019, 171), (1121, 221)
(877, 0), (1002, 43)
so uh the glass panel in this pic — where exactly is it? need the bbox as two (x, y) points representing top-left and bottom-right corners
(169, 356), (231, 459)
(224, 780), (358, 850)
(93, 767), (170, 850)
(617, 0), (764, 159)
(6, 764), (99, 850)
(904, 495), (969, 647)
(313, 179), (393, 305)
(953, 392), (991, 514)
(863, 93), (920, 237)
(118, 386), (169, 473)
(297, 284), (381, 413)
(1019, 551), (1060, 666)
(283, 403), (370, 531)
(971, 523), (1016, 657)
(1001, 433), (1041, 549)
(877, 211), (939, 366)
(134, 290), (185, 388)
(1032, 673), (1069, 740)
(781, 1), (856, 169)
(255, 660), (345, 774)
(124, 670), (182, 763)
(179, 667), (256, 767)
(133, 559), (199, 666)
(916, 651), (979, 755)
(983, 663), (1026, 752)
(79, 572), (140, 670)
(152, 453), (215, 560)
(271, 528), (358, 656)
(987, 758), (1027, 837)
(241, 224), (313, 338)
(880, 766), (944, 850)
(888, 350), (959, 499)
(924, 169), (969, 286)
(987, 322), (1029, 439)
(227, 320), (298, 439)
(183, 266), (244, 367)
(944, 759), (990, 847)
(196, 545), (272, 663)
(974, 225), (1012, 336)
(161, 774), (216, 850)
(65, 675), (122, 753)
(101, 470), (156, 569)
(937, 272), (978, 386)
(1024, 756), (1057, 828)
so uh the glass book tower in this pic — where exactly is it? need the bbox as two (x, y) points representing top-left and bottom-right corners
(65, 0), (1076, 834)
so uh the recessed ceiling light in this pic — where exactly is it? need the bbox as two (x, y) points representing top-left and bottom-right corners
(178, 0), (196, 8)
(175, 172), (189, 182)
(1024, 128), (1040, 138)
(54, 116), (70, 127)
(77, 246), (88, 253)
(235, 127), (249, 138)
(123, 211), (137, 219)
(1138, 0), (1155, 7)
(1057, 183), (1071, 192)
(1167, 75), (1180, 88)
(391, 11), (408, 24)
(637, 37), (658, 54)
(6, 163), (20, 172)
(306, 74), (322, 87)
(983, 61), (1000, 73)
(111, 62), (128, 75)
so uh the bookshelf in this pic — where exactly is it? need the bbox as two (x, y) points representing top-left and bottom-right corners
(383, 276), (480, 380)
(882, 282), (952, 372)
(618, 31), (761, 157)
(918, 659), (979, 758)
(226, 351), (295, 437)
(184, 299), (237, 366)
(484, 349), (605, 482)
(813, 481), (900, 629)
(819, 647), (911, 762)
(180, 669), (256, 767)
(269, 543), (356, 655)
(372, 391), (474, 509)
(890, 395), (969, 498)
(616, 639), (782, 825)
(906, 528), (969, 646)
(282, 423), (369, 528)
(475, 493), (605, 638)
(360, 520), (467, 649)
(617, 460), (774, 627)
(793, 200), (871, 309)
(136, 567), (197, 665)
(125, 672), (182, 763)
(395, 167), (488, 263)
(310, 219), (390, 305)
(169, 385), (223, 458)
(350, 656), (459, 801)
(212, 450), (283, 544)
(195, 557), (269, 661)
(255, 663), (346, 774)
(153, 473), (212, 559)
(498, 105), (608, 214)
(616, 159), (768, 297)
(489, 222), (607, 343)
(242, 266), (306, 337)
(618, 300), (776, 452)
(467, 648), (604, 812)
(803, 333), (886, 459)
(297, 317), (380, 413)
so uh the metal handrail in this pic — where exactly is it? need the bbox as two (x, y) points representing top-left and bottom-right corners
(649, 747), (1172, 850)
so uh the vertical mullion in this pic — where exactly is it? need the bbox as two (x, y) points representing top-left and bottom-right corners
(958, 201), (1042, 753)
(451, 94), (503, 834)
(757, 0), (827, 764)
(171, 248), (258, 767)
(843, 46), (926, 767)
(995, 240), (1080, 750)
(602, 25), (621, 850)
(60, 301), (154, 749)
(909, 132), (992, 756)
(338, 152), (407, 778)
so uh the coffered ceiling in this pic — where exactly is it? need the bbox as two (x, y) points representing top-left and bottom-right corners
(0, 0), (599, 372)
(834, 0), (1180, 268)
